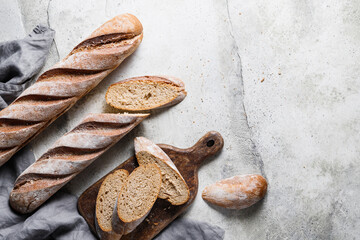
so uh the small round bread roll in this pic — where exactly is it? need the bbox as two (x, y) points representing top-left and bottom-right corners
(202, 174), (267, 209)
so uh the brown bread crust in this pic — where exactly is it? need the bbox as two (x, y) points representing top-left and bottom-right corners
(9, 113), (148, 214)
(0, 14), (143, 167)
(202, 174), (268, 209)
(134, 136), (190, 205)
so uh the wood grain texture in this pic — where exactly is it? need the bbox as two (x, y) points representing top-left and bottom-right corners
(78, 131), (224, 240)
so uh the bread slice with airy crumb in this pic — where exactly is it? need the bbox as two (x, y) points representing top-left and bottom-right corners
(134, 137), (190, 205)
(95, 169), (129, 240)
(105, 76), (186, 111)
(112, 163), (162, 235)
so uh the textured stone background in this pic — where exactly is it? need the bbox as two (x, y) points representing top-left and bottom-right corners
(1, 0), (359, 239)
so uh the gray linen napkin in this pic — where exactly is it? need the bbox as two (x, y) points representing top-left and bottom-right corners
(0, 25), (96, 240)
(154, 218), (225, 240)
(0, 25), (54, 107)
(0, 25), (225, 240)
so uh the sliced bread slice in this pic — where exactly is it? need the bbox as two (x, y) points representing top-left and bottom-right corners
(112, 163), (161, 235)
(134, 137), (190, 205)
(95, 169), (129, 240)
(105, 76), (186, 111)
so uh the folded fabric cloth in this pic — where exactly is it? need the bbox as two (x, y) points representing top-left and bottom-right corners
(0, 146), (96, 240)
(0, 25), (96, 240)
(0, 25), (54, 107)
(154, 218), (225, 240)
(0, 25), (225, 240)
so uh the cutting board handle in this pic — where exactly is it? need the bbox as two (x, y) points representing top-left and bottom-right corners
(188, 131), (224, 166)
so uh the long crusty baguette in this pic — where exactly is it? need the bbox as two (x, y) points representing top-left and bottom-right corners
(9, 113), (148, 214)
(0, 14), (143, 167)
(202, 174), (267, 209)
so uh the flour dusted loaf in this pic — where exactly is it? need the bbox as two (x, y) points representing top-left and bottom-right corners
(9, 113), (148, 214)
(134, 137), (190, 205)
(0, 14), (143, 167)
(105, 76), (186, 111)
(112, 163), (161, 236)
(96, 169), (129, 240)
(202, 174), (267, 209)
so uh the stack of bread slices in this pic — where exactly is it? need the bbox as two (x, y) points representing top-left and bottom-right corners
(95, 137), (190, 240)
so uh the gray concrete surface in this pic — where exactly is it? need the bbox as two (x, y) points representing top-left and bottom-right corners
(1, 0), (359, 239)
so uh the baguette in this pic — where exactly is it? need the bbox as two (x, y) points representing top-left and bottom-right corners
(0, 13), (143, 167)
(105, 76), (186, 111)
(202, 174), (267, 209)
(112, 164), (161, 236)
(9, 113), (148, 214)
(96, 169), (129, 240)
(135, 137), (190, 205)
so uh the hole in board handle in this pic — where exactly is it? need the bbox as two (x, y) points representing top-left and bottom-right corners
(207, 140), (215, 147)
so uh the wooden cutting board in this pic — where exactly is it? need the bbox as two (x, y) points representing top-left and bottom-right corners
(78, 131), (224, 240)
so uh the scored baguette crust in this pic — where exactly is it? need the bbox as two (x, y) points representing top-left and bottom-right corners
(202, 174), (268, 209)
(134, 136), (190, 205)
(105, 76), (187, 111)
(0, 13), (143, 167)
(9, 113), (148, 214)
